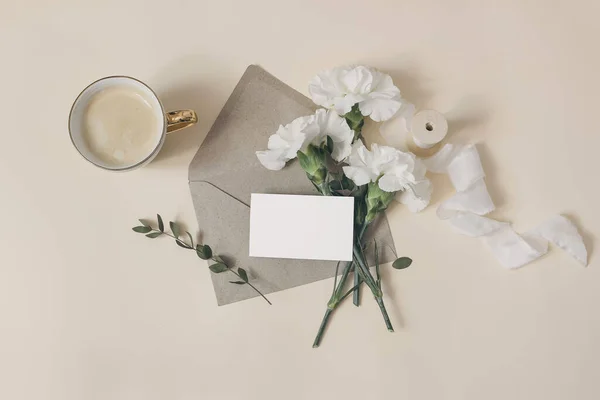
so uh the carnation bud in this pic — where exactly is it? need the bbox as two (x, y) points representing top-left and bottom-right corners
(297, 145), (327, 185)
(365, 181), (395, 223)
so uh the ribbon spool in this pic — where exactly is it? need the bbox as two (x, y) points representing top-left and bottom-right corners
(406, 110), (448, 157)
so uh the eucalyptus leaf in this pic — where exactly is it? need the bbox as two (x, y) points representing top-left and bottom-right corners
(195, 244), (212, 260)
(195, 245), (205, 259)
(175, 239), (191, 249)
(146, 232), (162, 238)
(392, 257), (413, 270)
(229, 281), (246, 285)
(139, 219), (150, 227)
(170, 221), (181, 238)
(132, 226), (152, 234)
(186, 232), (194, 247)
(157, 214), (164, 232)
(209, 263), (228, 273)
(238, 267), (249, 283)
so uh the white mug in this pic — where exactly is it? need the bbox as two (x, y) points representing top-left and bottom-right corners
(68, 76), (197, 171)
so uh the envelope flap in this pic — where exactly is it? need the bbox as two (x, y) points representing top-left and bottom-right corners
(188, 65), (318, 205)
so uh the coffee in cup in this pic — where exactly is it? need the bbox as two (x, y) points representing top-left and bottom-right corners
(69, 76), (197, 171)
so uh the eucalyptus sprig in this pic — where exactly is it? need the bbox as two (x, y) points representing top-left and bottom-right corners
(132, 214), (272, 305)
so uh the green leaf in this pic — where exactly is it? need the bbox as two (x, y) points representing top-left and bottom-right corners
(139, 219), (150, 227)
(157, 214), (164, 232)
(342, 175), (357, 191)
(344, 104), (365, 138)
(326, 136), (334, 154)
(213, 255), (224, 263)
(297, 150), (310, 170)
(146, 232), (162, 238)
(209, 263), (228, 273)
(186, 232), (194, 247)
(330, 179), (355, 196)
(132, 226), (152, 233)
(392, 257), (413, 270)
(196, 244), (212, 260)
(170, 221), (181, 238)
(229, 281), (246, 285)
(175, 239), (191, 249)
(329, 180), (342, 191)
(238, 267), (249, 283)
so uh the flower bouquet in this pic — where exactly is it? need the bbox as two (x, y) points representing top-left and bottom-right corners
(256, 66), (432, 347)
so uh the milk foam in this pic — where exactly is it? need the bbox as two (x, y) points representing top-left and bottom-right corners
(82, 86), (161, 168)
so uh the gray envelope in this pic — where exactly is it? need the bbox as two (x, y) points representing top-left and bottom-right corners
(188, 65), (395, 305)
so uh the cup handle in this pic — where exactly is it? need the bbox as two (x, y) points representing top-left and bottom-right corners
(166, 110), (198, 133)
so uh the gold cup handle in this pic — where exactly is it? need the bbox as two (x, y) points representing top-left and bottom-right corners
(166, 110), (198, 133)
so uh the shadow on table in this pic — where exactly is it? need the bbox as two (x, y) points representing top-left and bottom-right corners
(145, 55), (238, 168)
(151, 82), (209, 165)
(563, 213), (595, 263)
(380, 271), (407, 330)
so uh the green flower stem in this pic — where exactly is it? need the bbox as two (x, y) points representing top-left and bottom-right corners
(154, 230), (272, 305)
(312, 260), (354, 348)
(339, 282), (361, 303)
(352, 223), (370, 307)
(312, 222), (371, 347)
(375, 296), (394, 332)
(161, 231), (190, 244)
(352, 244), (394, 332)
(352, 264), (361, 306)
(313, 309), (333, 348)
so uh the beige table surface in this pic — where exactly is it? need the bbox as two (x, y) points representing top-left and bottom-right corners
(2, 1), (599, 399)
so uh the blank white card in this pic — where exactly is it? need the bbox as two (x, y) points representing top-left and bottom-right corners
(249, 194), (354, 262)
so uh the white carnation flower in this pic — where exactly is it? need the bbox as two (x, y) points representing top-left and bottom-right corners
(310, 109), (354, 161)
(256, 109), (354, 170)
(395, 158), (432, 213)
(256, 115), (311, 171)
(309, 66), (402, 122)
(343, 140), (431, 212)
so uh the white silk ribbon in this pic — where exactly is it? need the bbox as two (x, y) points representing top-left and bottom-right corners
(422, 143), (588, 269)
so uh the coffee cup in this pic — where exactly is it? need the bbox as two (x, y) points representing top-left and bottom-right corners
(69, 76), (197, 171)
